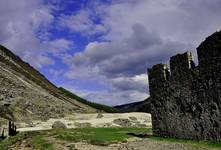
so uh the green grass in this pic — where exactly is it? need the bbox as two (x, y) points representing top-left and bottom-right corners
(2, 128), (221, 149)
(31, 134), (53, 150)
(151, 136), (221, 149)
(53, 127), (150, 146)
(59, 87), (121, 113)
(0, 133), (26, 150)
(0, 132), (53, 150)
(0, 128), (150, 149)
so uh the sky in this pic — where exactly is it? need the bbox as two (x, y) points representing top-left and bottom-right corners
(0, 0), (221, 106)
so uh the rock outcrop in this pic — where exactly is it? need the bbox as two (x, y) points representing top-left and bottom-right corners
(148, 30), (221, 141)
(52, 121), (67, 129)
(0, 102), (14, 120)
(0, 45), (97, 122)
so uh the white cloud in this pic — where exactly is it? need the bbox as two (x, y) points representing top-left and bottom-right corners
(0, 0), (73, 69)
(49, 69), (64, 77)
(43, 38), (73, 54)
(111, 74), (148, 93)
(64, 0), (221, 105)
(59, 10), (108, 35)
(82, 90), (148, 106)
(1, 0), (221, 105)
(61, 83), (148, 106)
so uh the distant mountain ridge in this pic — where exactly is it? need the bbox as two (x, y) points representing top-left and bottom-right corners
(59, 87), (120, 113)
(0, 45), (98, 121)
(114, 97), (151, 113)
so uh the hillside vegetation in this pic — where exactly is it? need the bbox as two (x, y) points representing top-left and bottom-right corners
(59, 87), (120, 113)
(0, 45), (97, 121)
(114, 98), (151, 113)
(0, 128), (149, 150)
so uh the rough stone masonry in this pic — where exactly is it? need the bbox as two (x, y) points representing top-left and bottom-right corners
(148, 30), (221, 141)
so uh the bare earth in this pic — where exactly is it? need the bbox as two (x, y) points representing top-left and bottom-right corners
(17, 112), (152, 132)
(72, 139), (209, 150)
(10, 137), (210, 150)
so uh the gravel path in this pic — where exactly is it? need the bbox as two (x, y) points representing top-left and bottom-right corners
(59, 138), (210, 150)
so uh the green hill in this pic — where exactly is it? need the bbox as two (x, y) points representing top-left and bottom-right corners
(59, 87), (120, 113)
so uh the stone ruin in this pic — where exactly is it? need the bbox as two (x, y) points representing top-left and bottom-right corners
(148, 30), (221, 141)
(0, 102), (17, 138)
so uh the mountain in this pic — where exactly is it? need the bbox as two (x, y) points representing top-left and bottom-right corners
(0, 45), (98, 122)
(114, 97), (151, 113)
(59, 87), (120, 113)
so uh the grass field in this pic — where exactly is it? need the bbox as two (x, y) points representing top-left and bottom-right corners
(1, 128), (221, 150)
(0, 128), (150, 150)
(53, 127), (150, 145)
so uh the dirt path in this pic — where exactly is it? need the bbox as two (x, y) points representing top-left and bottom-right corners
(9, 137), (211, 150)
(70, 139), (210, 150)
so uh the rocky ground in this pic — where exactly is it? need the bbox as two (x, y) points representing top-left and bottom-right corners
(63, 139), (209, 150)
(0, 46), (98, 123)
(16, 112), (152, 132)
(1, 113), (219, 150)
(8, 135), (210, 150)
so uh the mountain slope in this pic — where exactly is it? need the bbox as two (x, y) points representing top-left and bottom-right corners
(114, 97), (151, 113)
(0, 45), (97, 122)
(59, 87), (120, 113)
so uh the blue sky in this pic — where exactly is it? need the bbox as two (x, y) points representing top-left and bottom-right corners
(0, 0), (221, 106)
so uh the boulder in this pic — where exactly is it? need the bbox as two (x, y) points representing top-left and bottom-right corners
(52, 121), (67, 129)
(96, 113), (103, 119)
(113, 118), (132, 127)
(74, 122), (91, 128)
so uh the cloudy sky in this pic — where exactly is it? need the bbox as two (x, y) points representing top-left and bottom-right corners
(0, 0), (221, 106)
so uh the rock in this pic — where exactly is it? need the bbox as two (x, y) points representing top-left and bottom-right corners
(134, 123), (147, 128)
(74, 122), (91, 128)
(113, 119), (132, 127)
(66, 143), (76, 150)
(101, 123), (112, 127)
(148, 30), (221, 141)
(0, 45), (97, 122)
(28, 123), (36, 127)
(129, 117), (137, 121)
(52, 121), (67, 129)
(96, 113), (103, 119)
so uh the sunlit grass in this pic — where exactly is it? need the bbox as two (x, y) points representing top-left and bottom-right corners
(53, 127), (150, 145)
(1, 128), (221, 149)
(151, 136), (221, 149)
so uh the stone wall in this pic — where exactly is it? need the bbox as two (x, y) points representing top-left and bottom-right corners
(148, 30), (221, 141)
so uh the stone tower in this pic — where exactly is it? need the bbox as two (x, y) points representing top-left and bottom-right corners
(148, 30), (221, 141)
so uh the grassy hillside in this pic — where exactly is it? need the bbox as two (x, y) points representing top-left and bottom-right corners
(59, 87), (120, 113)
(114, 97), (151, 113)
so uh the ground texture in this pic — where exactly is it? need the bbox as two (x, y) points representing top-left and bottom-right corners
(1, 113), (220, 150)
(1, 128), (219, 150)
